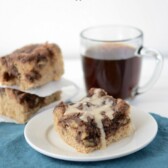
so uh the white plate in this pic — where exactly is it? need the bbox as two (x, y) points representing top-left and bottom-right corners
(24, 107), (158, 162)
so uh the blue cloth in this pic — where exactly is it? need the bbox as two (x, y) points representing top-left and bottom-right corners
(0, 113), (168, 168)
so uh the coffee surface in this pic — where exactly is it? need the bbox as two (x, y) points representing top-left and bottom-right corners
(82, 44), (142, 99)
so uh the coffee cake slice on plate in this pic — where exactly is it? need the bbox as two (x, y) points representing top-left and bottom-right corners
(53, 88), (134, 153)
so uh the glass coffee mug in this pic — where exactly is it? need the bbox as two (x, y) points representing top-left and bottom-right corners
(80, 25), (163, 99)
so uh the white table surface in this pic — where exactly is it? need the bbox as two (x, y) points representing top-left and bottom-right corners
(63, 57), (168, 118)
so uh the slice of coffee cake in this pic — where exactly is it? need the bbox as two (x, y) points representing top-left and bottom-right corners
(0, 88), (61, 123)
(53, 88), (134, 153)
(0, 43), (64, 90)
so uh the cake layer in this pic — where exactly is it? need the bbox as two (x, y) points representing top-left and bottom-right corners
(0, 43), (64, 90)
(0, 88), (61, 123)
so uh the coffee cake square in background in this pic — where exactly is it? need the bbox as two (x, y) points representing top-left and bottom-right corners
(0, 43), (64, 90)
(0, 88), (61, 123)
(53, 88), (134, 153)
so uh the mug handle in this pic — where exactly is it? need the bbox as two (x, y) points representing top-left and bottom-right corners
(132, 46), (164, 96)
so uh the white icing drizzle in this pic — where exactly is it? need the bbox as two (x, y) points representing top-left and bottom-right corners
(64, 89), (115, 149)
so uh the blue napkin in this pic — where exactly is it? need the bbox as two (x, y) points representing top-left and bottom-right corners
(0, 113), (168, 168)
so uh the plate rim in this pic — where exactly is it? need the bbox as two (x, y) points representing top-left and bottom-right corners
(24, 107), (158, 162)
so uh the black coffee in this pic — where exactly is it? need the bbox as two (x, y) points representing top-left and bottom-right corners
(82, 44), (142, 99)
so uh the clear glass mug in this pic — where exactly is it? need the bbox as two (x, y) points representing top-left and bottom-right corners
(80, 25), (163, 99)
